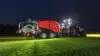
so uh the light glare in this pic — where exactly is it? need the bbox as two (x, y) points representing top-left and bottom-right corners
(67, 18), (71, 22)
(68, 22), (71, 25)
(62, 23), (64, 26)
(63, 20), (66, 22)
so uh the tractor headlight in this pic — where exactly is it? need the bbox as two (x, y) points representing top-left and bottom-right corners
(67, 18), (71, 22)
(63, 20), (67, 22)
(62, 23), (65, 26)
(68, 22), (71, 25)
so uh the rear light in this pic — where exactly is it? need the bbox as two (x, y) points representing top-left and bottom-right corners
(16, 30), (21, 33)
(26, 33), (31, 37)
(38, 29), (42, 32)
(27, 33), (30, 36)
(19, 30), (21, 33)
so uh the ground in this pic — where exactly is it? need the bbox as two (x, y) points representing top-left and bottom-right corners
(0, 35), (100, 56)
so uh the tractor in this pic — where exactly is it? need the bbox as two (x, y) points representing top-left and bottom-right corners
(60, 18), (86, 37)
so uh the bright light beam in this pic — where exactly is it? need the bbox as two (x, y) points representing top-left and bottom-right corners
(87, 34), (100, 37)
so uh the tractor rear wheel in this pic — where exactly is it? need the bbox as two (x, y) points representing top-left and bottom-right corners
(70, 28), (77, 37)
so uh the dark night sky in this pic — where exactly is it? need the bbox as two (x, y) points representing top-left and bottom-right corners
(0, 0), (100, 30)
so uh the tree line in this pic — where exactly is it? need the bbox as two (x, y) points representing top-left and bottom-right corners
(0, 24), (18, 36)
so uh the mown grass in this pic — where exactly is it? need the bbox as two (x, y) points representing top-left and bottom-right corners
(0, 37), (100, 56)
(0, 36), (35, 42)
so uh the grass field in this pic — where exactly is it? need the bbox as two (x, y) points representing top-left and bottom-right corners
(0, 36), (100, 56)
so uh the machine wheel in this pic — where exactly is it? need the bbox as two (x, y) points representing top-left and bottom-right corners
(34, 34), (39, 38)
(39, 33), (47, 39)
(80, 30), (86, 37)
(49, 32), (56, 38)
(56, 33), (62, 38)
(70, 28), (77, 37)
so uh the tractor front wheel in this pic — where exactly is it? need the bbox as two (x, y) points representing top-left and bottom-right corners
(80, 30), (86, 37)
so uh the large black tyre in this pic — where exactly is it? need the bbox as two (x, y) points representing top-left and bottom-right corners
(61, 29), (70, 37)
(57, 33), (62, 38)
(80, 30), (86, 37)
(34, 34), (39, 39)
(39, 33), (47, 39)
(49, 32), (56, 38)
(70, 28), (77, 37)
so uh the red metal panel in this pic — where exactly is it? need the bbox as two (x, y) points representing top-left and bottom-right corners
(50, 21), (60, 32)
(38, 20), (61, 33)
(38, 21), (49, 29)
